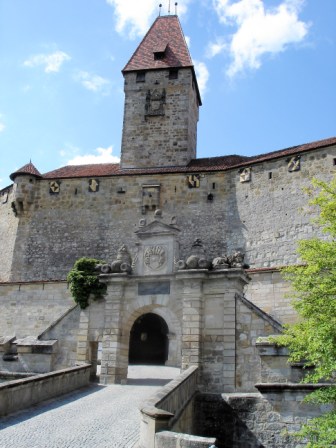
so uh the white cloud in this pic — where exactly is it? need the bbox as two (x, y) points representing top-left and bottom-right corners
(194, 60), (209, 98)
(75, 71), (111, 94)
(207, 38), (227, 58)
(67, 146), (120, 165)
(0, 114), (5, 133)
(24, 51), (71, 73)
(106, 0), (191, 38)
(211, 0), (309, 77)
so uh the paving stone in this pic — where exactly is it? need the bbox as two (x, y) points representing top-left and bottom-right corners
(0, 366), (180, 448)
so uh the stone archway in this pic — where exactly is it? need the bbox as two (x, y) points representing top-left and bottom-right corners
(128, 313), (169, 365)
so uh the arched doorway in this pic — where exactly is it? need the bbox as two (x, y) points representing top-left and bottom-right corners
(129, 313), (169, 365)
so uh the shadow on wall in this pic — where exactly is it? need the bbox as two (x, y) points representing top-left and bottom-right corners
(194, 394), (265, 448)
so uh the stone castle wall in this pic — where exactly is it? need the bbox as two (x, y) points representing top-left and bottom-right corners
(121, 68), (199, 168)
(0, 187), (18, 282)
(0, 282), (73, 338)
(2, 144), (334, 284)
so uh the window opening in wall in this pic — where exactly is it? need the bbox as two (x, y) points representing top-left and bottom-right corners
(169, 68), (178, 79)
(268, 172), (272, 180)
(212, 183), (216, 190)
(89, 341), (99, 380)
(17, 201), (24, 213)
(333, 158), (336, 166)
(136, 71), (146, 83)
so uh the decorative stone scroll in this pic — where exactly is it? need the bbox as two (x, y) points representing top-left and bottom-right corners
(98, 244), (133, 274)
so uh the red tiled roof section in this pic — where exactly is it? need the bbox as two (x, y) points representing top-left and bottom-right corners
(123, 15), (193, 72)
(10, 162), (42, 181)
(243, 136), (336, 167)
(41, 136), (336, 179)
(43, 164), (121, 179)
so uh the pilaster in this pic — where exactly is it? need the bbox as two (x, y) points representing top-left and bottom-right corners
(177, 271), (206, 371)
(99, 275), (128, 384)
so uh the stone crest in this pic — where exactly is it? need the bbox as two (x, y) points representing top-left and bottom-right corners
(145, 89), (166, 117)
(144, 245), (167, 271)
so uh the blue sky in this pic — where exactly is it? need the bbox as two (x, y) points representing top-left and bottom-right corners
(0, 0), (335, 189)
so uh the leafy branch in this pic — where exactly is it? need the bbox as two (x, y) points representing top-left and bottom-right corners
(67, 257), (106, 309)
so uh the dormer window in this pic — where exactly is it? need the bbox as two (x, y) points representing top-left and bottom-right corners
(153, 42), (168, 61)
(136, 71), (146, 83)
(154, 51), (165, 60)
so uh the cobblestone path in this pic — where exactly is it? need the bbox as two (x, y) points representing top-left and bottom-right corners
(0, 366), (179, 448)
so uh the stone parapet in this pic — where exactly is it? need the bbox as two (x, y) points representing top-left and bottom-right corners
(0, 364), (91, 417)
(139, 366), (199, 448)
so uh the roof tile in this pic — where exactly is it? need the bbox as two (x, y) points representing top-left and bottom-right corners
(10, 162), (42, 181)
(41, 137), (336, 180)
(123, 15), (193, 72)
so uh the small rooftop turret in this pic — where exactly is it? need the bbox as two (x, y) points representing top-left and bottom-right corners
(10, 161), (42, 181)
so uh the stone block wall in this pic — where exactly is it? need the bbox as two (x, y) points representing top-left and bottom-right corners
(0, 282), (73, 338)
(235, 297), (282, 392)
(195, 390), (331, 448)
(0, 187), (18, 282)
(121, 68), (199, 169)
(231, 146), (335, 268)
(245, 269), (296, 324)
(2, 145), (334, 284)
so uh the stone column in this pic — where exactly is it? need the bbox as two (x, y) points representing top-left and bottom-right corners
(203, 269), (249, 393)
(100, 276), (128, 384)
(177, 271), (206, 371)
(76, 308), (90, 364)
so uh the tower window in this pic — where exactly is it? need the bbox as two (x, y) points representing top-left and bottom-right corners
(154, 51), (165, 60)
(136, 71), (146, 83)
(169, 68), (179, 80)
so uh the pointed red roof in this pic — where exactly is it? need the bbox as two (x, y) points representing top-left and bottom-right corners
(123, 15), (193, 72)
(10, 162), (42, 181)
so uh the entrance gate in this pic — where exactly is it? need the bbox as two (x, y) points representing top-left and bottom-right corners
(129, 313), (169, 365)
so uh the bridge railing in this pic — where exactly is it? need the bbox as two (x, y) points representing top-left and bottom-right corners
(139, 366), (217, 448)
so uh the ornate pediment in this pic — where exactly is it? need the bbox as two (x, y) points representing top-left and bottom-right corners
(134, 216), (180, 276)
(135, 219), (180, 240)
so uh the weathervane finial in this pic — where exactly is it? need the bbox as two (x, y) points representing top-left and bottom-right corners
(175, 2), (178, 15)
(159, 3), (162, 16)
(168, 0), (171, 15)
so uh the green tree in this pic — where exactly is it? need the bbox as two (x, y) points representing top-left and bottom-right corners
(277, 177), (336, 447)
(67, 257), (106, 309)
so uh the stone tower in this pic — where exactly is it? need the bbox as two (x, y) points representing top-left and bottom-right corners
(120, 15), (201, 169)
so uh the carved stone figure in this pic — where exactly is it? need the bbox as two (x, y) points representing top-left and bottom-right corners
(99, 244), (133, 274)
(212, 256), (229, 270)
(229, 251), (245, 268)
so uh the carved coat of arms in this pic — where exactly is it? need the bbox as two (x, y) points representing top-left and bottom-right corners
(144, 245), (166, 271)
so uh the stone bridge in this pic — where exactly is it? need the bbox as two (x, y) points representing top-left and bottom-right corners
(0, 366), (178, 448)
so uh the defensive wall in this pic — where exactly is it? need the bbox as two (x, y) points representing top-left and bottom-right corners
(0, 144), (334, 284)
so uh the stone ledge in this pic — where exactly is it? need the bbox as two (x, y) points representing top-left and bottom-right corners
(155, 431), (217, 448)
(255, 382), (331, 392)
